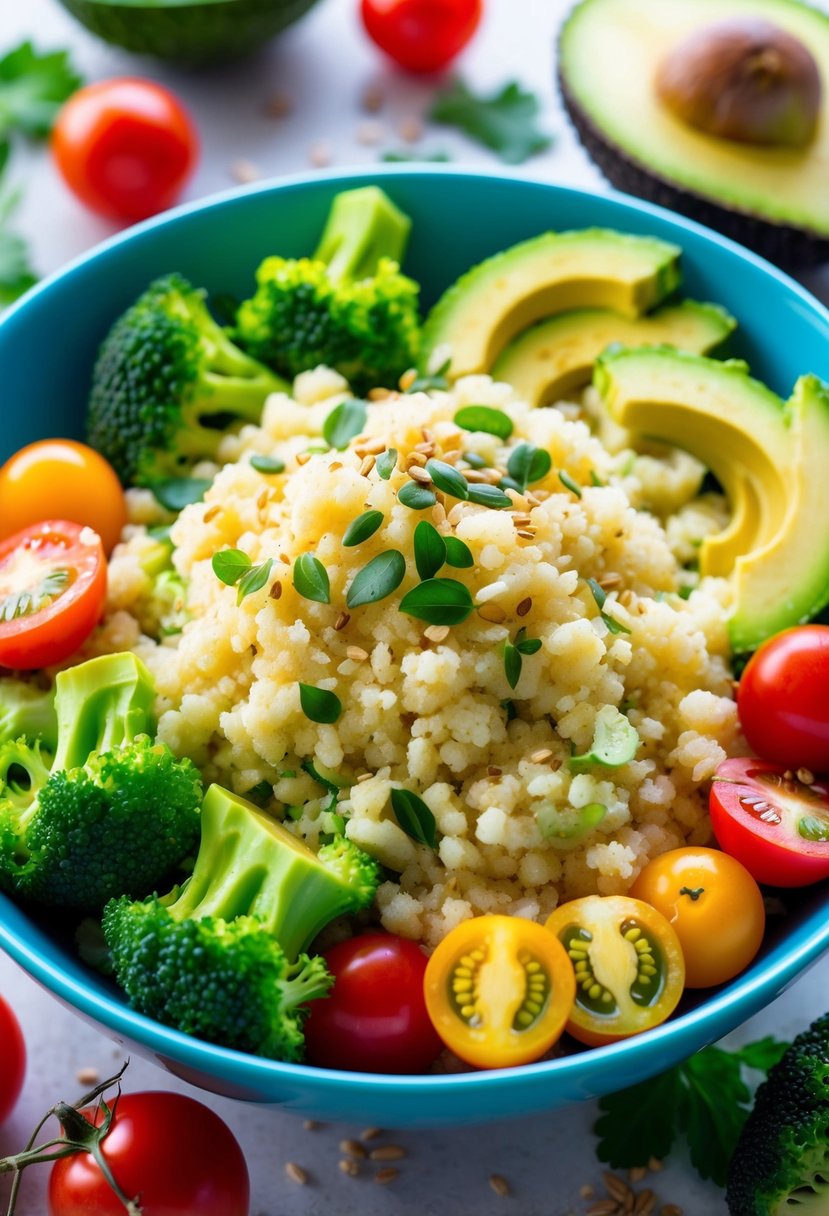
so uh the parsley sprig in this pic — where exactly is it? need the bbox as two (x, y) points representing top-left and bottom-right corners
(503, 626), (542, 689)
(430, 78), (552, 164)
(212, 550), (273, 605)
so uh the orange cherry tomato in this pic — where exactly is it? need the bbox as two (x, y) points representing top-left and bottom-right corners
(423, 914), (576, 1070)
(0, 521), (107, 670)
(630, 847), (765, 989)
(0, 440), (126, 555)
(545, 896), (685, 1047)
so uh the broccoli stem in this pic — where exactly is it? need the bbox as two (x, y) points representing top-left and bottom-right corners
(314, 185), (412, 284)
(167, 785), (364, 959)
(52, 654), (156, 773)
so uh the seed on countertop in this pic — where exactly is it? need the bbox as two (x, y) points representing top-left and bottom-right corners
(264, 91), (293, 118)
(488, 1174), (510, 1197)
(357, 119), (385, 145)
(203, 504), (222, 523)
(76, 1067), (99, 1085)
(660, 1207), (683, 1216)
(516, 597), (532, 617)
(398, 115), (424, 143)
(604, 1173), (632, 1205)
(368, 387), (393, 401)
(303, 1119), (321, 1130)
(334, 612), (351, 631)
(477, 603), (506, 624)
(586, 1201), (619, 1216)
(339, 1158), (360, 1177)
(647, 1158), (663, 1173)
(369, 1145), (407, 1162)
(634, 1190), (656, 1215)
(797, 767), (815, 785)
(399, 369), (418, 391)
(309, 140), (332, 168)
(230, 158), (261, 183)
(284, 1162), (308, 1185)
(374, 1167), (400, 1184)
(361, 82), (385, 112)
(340, 1138), (368, 1158)
(409, 466), (432, 484)
(424, 624), (451, 643)
(360, 1126), (383, 1140)
(530, 748), (553, 764)
(269, 581), (282, 600)
(580, 1184), (595, 1200)
(347, 645), (369, 663)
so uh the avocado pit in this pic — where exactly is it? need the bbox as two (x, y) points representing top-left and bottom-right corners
(656, 16), (822, 148)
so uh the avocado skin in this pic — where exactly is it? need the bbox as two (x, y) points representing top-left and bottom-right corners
(57, 0), (320, 66)
(557, 68), (829, 270)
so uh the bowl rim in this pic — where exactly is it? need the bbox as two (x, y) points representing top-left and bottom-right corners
(0, 164), (827, 1094)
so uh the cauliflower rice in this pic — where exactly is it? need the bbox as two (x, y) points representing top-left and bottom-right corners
(94, 370), (739, 949)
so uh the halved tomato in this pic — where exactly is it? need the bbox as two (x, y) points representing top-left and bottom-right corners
(423, 915), (575, 1069)
(710, 757), (829, 887)
(0, 521), (107, 670)
(544, 895), (685, 1047)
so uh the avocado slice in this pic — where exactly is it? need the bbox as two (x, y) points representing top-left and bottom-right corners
(56, 0), (320, 66)
(491, 300), (735, 406)
(595, 346), (829, 649)
(419, 229), (681, 380)
(558, 0), (829, 265)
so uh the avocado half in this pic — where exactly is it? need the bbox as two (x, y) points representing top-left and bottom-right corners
(56, 0), (322, 66)
(557, 0), (829, 266)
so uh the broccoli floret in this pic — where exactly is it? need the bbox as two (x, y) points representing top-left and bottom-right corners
(134, 533), (189, 639)
(727, 1012), (829, 1216)
(87, 272), (286, 487)
(0, 679), (56, 749)
(234, 186), (421, 393)
(0, 653), (202, 911)
(102, 783), (381, 1060)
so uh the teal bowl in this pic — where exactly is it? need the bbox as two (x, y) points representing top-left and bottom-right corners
(0, 168), (826, 1125)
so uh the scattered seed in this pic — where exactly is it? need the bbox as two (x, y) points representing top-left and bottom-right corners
(309, 140), (332, 168)
(340, 1138), (368, 1159)
(627, 1167), (647, 1184)
(511, 513), (532, 527)
(359, 454), (376, 476)
(586, 1202), (619, 1216)
(516, 529), (536, 539)
(660, 1207), (683, 1216)
(284, 1162), (308, 1185)
(464, 468), (491, 484)
(75, 1067), (99, 1086)
(369, 1145), (407, 1162)
(230, 158), (261, 183)
(599, 572), (623, 589)
(334, 612), (351, 631)
(634, 1190), (656, 1215)
(398, 115), (424, 143)
(347, 645), (369, 663)
(489, 1174), (510, 1197)
(357, 119), (385, 145)
(424, 624), (451, 643)
(797, 767), (815, 785)
(488, 765), (502, 777)
(360, 1127), (382, 1140)
(477, 603), (506, 623)
(414, 441), (437, 456)
(407, 451), (429, 468)
(533, 488), (551, 501)
(525, 492), (541, 508)
(399, 369), (418, 391)
(604, 1173), (632, 1205)
(303, 1119), (321, 1131)
(339, 1158), (360, 1177)
(580, 1184), (595, 1200)
(358, 436), (387, 455)
(257, 489), (270, 512)
(516, 596), (532, 617)
(357, 772), (373, 783)
(296, 451), (312, 466)
(264, 91), (293, 118)
(361, 82), (385, 112)
(446, 504), (467, 526)
(431, 503), (447, 525)
(442, 448), (462, 464)
(280, 553), (291, 564)
(203, 504), (222, 523)
(647, 1158), (663, 1173)
(368, 387), (392, 401)
(530, 748), (553, 764)
(374, 1167), (400, 1184)
(269, 581), (282, 600)
(409, 466), (432, 484)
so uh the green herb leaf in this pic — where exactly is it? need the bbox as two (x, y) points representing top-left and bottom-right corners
(507, 443), (552, 491)
(212, 549), (252, 587)
(250, 454), (285, 474)
(381, 148), (453, 163)
(298, 683), (342, 724)
(376, 449), (398, 480)
(399, 578), (474, 626)
(558, 470), (583, 498)
(236, 557), (273, 605)
(444, 536), (474, 568)
(586, 577), (630, 634)
(602, 613), (632, 636)
(150, 477), (212, 512)
(595, 1068), (683, 1170)
(343, 509), (384, 547)
(570, 706), (639, 771)
(293, 554), (330, 604)
(586, 578), (607, 610)
(462, 451), (488, 469)
(516, 636), (542, 656)
(467, 483), (512, 509)
(346, 550), (406, 608)
(590, 470), (605, 487)
(503, 642), (522, 689)
(734, 1037), (789, 1072)
(322, 398), (367, 450)
(414, 521), (447, 581)
(399, 481), (437, 510)
(0, 42), (82, 141)
(682, 1048), (752, 1185)
(430, 77), (552, 165)
(0, 188), (35, 307)
(454, 405), (514, 440)
(404, 358), (452, 393)
(390, 787), (437, 848)
(425, 459), (469, 500)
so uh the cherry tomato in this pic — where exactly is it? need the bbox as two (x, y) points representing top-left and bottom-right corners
(737, 625), (829, 773)
(0, 440), (127, 555)
(51, 78), (199, 222)
(423, 915), (575, 1070)
(48, 1091), (249, 1216)
(304, 932), (442, 1073)
(0, 521), (107, 670)
(361, 0), (482, 73)
(545, 896), (685, 1047)
(710, 757), (829, 887)
(629, 848), (765, 988)
(0, 994), (25, 1125)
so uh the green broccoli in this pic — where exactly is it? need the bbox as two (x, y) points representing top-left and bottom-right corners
(102, 783), (381, 1061)
(0, 652), (203, 911)
(133, 531), (189, 639)
(86, 273), (286, 487)
(727, 1012), (829, 1215)
(234, 186), (421, 394)
(0, 679), (56, 749)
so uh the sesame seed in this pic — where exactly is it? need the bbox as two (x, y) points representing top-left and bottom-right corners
(442, 448), (462, 464)
(360, 1127), (383, 1140)
(334, 612), (351, 631)
(530, 748), (553, 764)
(517, 529), (536, 539)
(309, 140), (332, 168)
(414, 441), (436, 456)
(356, 119), (385, 145)
(359, 454), (376, 477)
(368, 387), (392, 401)
(347, 646), (369, 662)
(361, 82), (385, 112)
(603, 1172), (632, 1204)
(446, 504), (466, 526)
(203, 504), (222, 523)
(488, 765), (502, 777)
(398, 115), (424, 143)
(424, 624), (450, 643)
(409, 466), (432, 484)
(269, 582), (282, 600)
(399, 369), (417, 391)
(580, 1184), (595, 1200)
(357, 772), (373, 783)
(230, 158), (261, 183)
(75, 1067), (99, 1086)
(284, 1162), (308, 1185)
(488, 1174), (510, 1197)
(511, 513), (532, 527)
(296, 452), (312, 466)
(464, 468), (491, 483)
(374, 1167), (400, 1185)
(339, 1158), (360, 1177)
(303, 1120), (321, 1130)
(628, 1167), (647, 1184)
(407, 451), (429, 468)
(599, 572), (623, 589)
(797, 767), (815, 785)
(533, 488), (551, 501)
(369, 1145), (406, 1161)
(279, 553), (291, 565)
(257, 489), (270, 511)
(525, 493), (541, 508)
(361, 436), (387, 455)
(264, 91), (293, 118)
(516, 597), (532, 617)
(340, 1139), (368, 1158)
(431, 503), (447, 525)
(477, 603), (506, 624)
(634, 1190), (656, 1215)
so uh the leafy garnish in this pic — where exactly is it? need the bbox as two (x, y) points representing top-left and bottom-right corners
(502, 627), (542, 690)
(454, 405), (513, 440)
(293, 554), (330, 604)
(343, 509), (384, 548)
(346, 550), (406, 608)
(236, 558), (273, 604)
(400, 577), (474, 626)
(507, 443), (552, 492)
(426, 458), (468, 501)
(594, 1037), (788, 1186)
(211, 550), (273, 605)
(586, 577), (631, 635)
(399, 481), (437, 510)
(414, 520), (447, 581)
(0, 42), (82, 141)
(298, 683), (342, 724)
(390, 787), (437, 848)
(322, 398), (367, 450)
(462, 451), (488, 469)
(430, 78), (552, 165)
(444, 536), (474, 568)
(376, 449), (398, 480)
(404, 358), (452, 394)
(381, 148), (453, 163)
(149, 477), (211, 511)
(558, 470), (582, 498)
(250, 454), (285, 474)
(467, 483), (512, 509)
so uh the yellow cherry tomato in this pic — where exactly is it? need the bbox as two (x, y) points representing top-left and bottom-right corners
(629, 847), (765, 989)
(423, 915), (576, 1070)
(544, 895), (685, 1047)
(0, 440), (127, 555)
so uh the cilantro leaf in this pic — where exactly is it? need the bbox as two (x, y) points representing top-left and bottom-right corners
(429, 78), (552, 165)
(681, 1048), (751, 1186)
(733, 1036), (790, 1072)
(0, 42), (82, 140)
(595, 1068), (682, 1169)
(0, 190), (36, 308)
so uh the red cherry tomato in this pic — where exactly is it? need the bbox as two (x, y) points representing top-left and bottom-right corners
(737, 625), (829, 773)
(360, 0), (482, 73)
(48, 1092), (250, 1216)
(51, 78), (199, 222)
(303, 932), (443, 1073)
(0, 521), (107, 670)
(710, 757), (829, 887)
(0, 995), (25, 1125)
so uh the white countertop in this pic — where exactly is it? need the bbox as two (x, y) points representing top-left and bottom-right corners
(0, 1), (827, 1213)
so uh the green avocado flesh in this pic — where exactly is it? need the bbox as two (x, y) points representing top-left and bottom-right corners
(595, 346), (829, 650)
(559, 0), (829, 240)
(57, 0), (319, 64)
(491, 300), (735, 406)
(419, 229), (681, 380)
